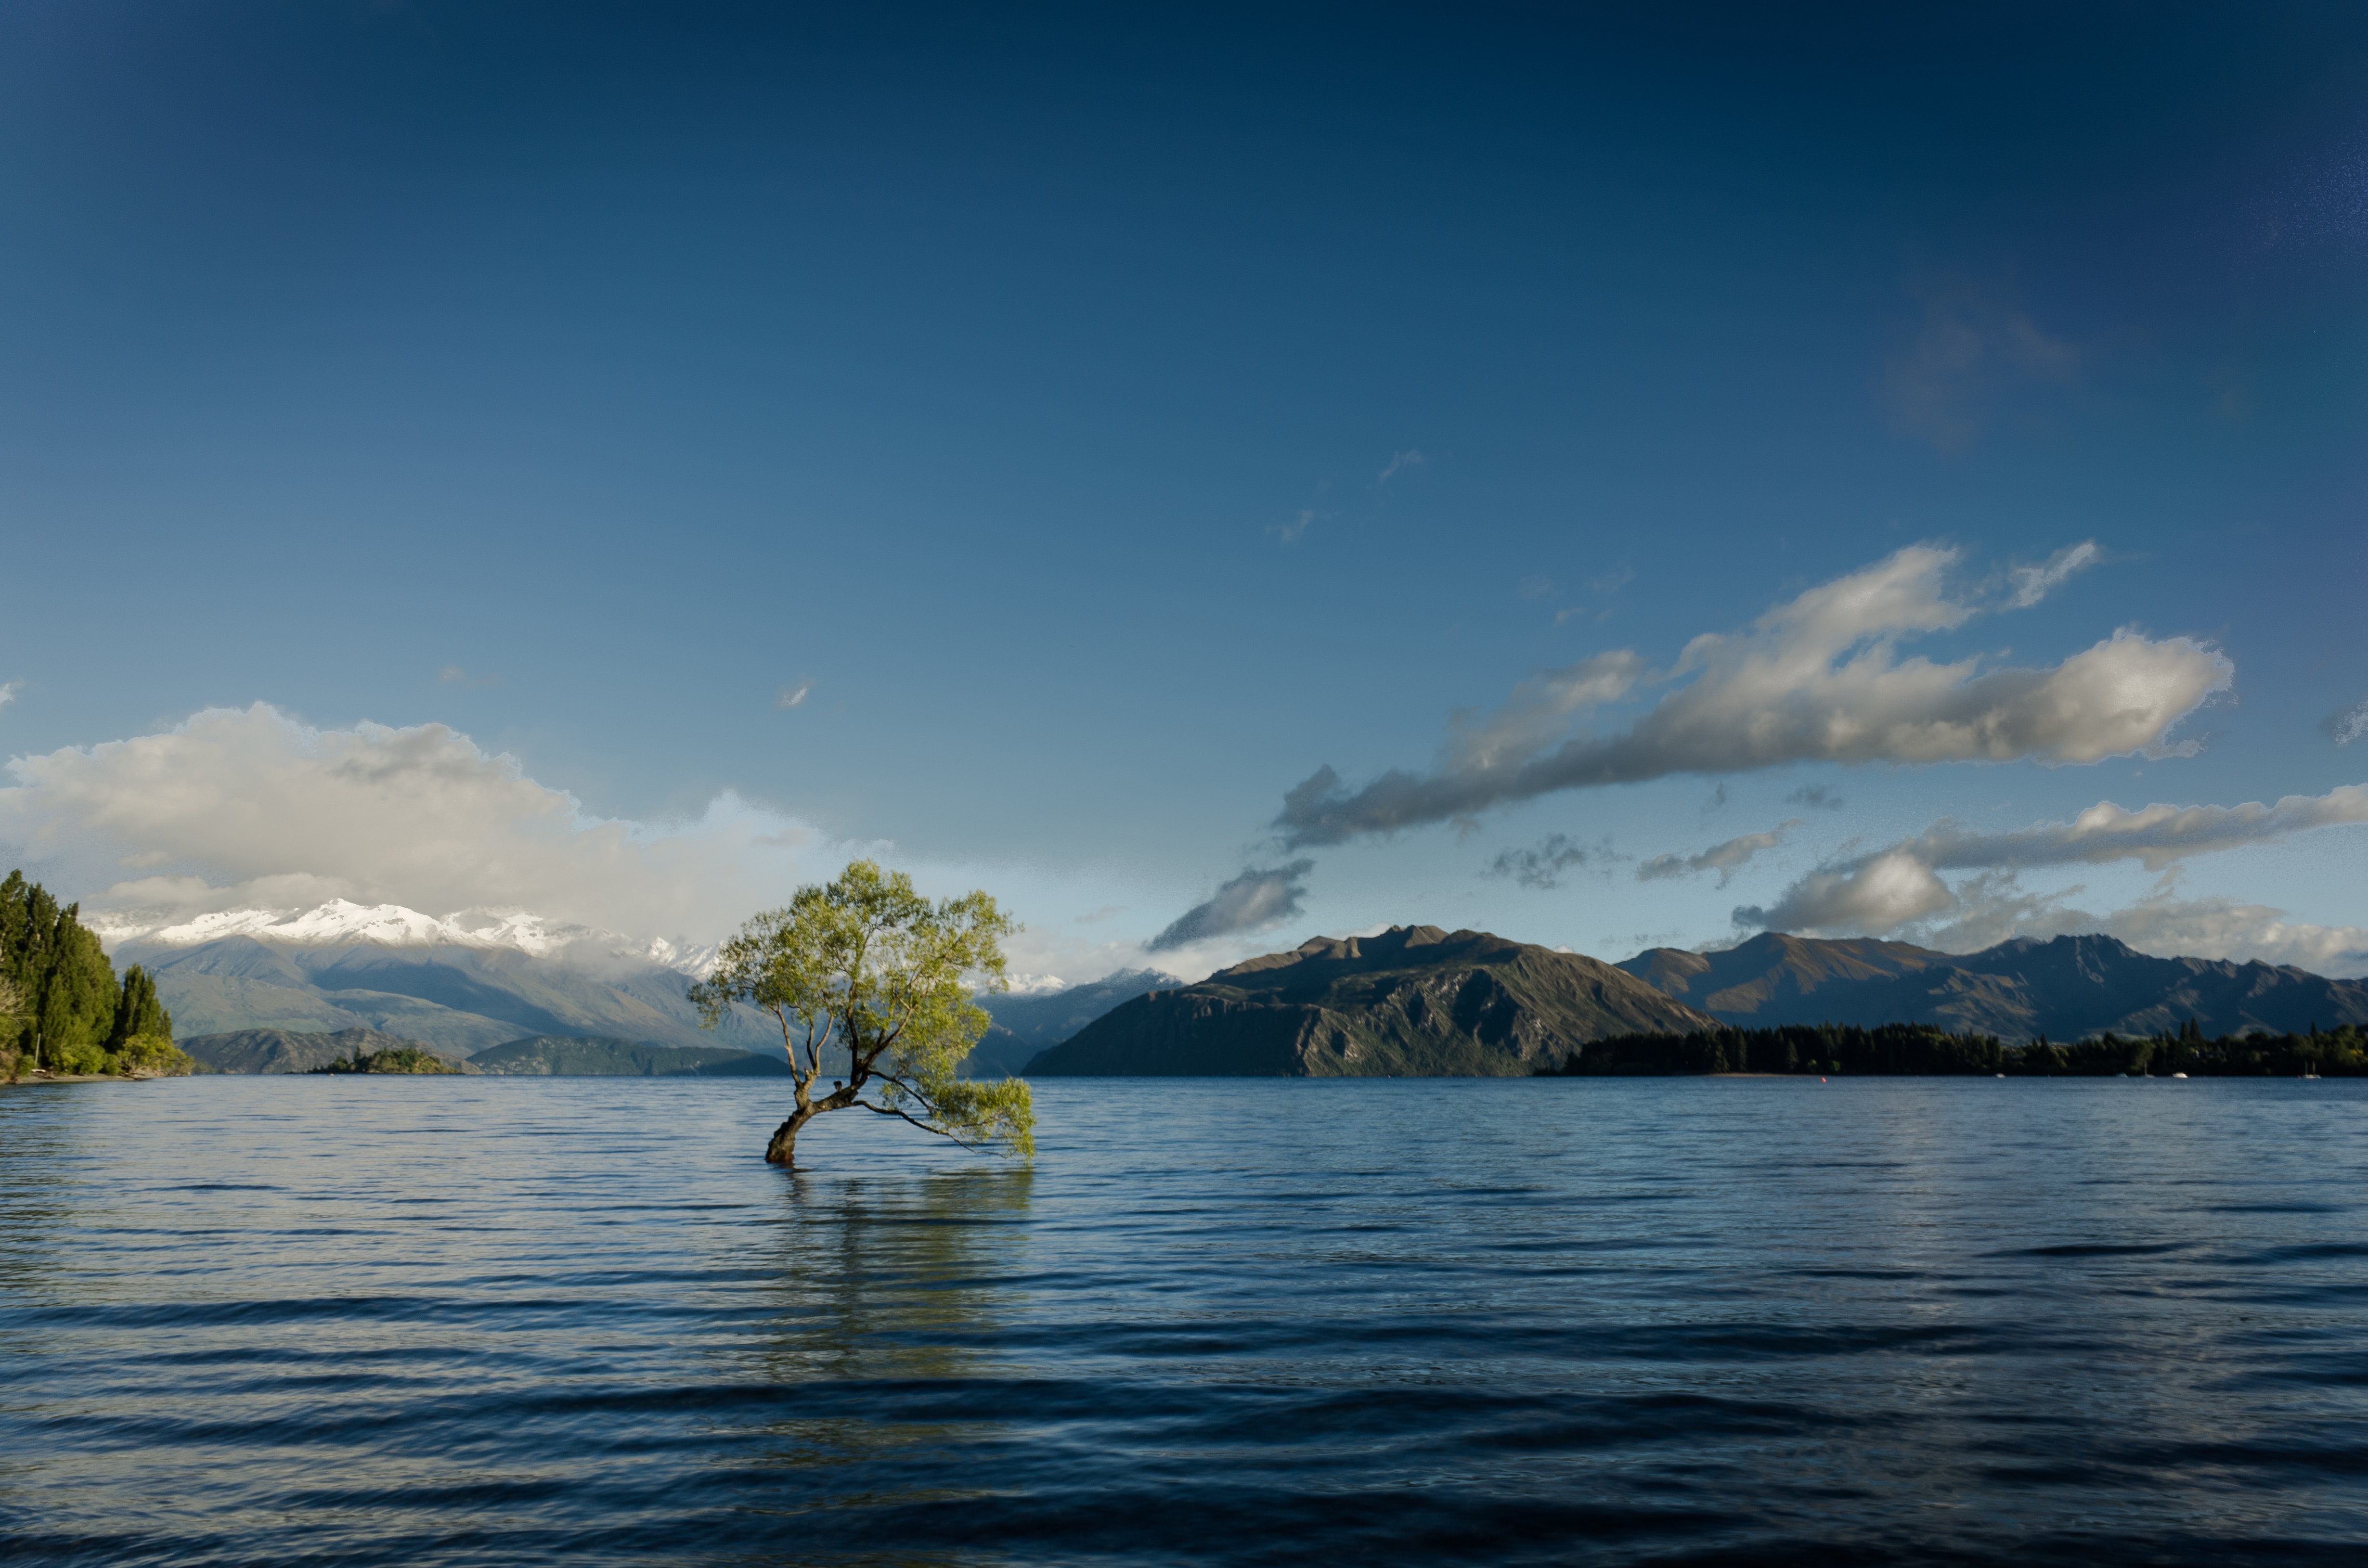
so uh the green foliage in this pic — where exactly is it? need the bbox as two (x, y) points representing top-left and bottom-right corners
(692, 859), (1032, 1162)
(51, 1038), (110, 1075)
(309, 1044), (457, 1075)
(108, 965), (172, 1049)
(1, 870), (121, 1066)
(0, 871), (181, 1076)
(1541, 1018), (2368, 1077)
(115, 1033), (195, 1077)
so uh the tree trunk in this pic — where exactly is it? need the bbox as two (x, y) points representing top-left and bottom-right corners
(765, 1105), (812, 1166)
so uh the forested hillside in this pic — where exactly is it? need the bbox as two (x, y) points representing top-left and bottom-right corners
(1, 871), (189, 1078)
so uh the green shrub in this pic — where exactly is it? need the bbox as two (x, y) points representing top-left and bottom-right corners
(51, 1038), (110, 1076)
(113, 1033), (194, 1077)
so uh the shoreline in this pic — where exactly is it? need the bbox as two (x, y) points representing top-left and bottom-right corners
(3, 1070), (176, 1086)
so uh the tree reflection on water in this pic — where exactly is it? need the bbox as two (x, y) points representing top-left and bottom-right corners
(716, 1166), (1038, 1556)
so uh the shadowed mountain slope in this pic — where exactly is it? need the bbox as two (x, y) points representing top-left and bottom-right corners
(1027, 925), (1716, 1077)
(970, 968), (1185, 1076)
(124, 936), (777, 1056)
(1617, 931), (2368, 1040)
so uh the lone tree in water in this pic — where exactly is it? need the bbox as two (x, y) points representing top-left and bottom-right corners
(690, 860), (1033, 1168)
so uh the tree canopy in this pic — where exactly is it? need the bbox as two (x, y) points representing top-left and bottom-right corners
(1, 870), (189, 1080)
(689, 860), (1032, 1166)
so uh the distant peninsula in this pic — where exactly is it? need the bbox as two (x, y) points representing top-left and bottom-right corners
(181, 1026), (791, 1077)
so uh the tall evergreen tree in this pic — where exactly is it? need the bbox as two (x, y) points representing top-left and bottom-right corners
(0, 871), (124, 1061)
(107, 964), (172, 1048)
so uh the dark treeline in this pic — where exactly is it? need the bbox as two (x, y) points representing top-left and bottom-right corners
(309, 1044), (456, 1076)
(1, 870), (189, 1080)
(1545, 1019), (2368, 1078)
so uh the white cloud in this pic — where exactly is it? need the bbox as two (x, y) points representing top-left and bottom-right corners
(0, 681), (18, 710)
(2099, 890), (2368, 977)
(1637, 820), (1801, 886)
(1279, 545), (2231, 844)
(2004, 540), (2100, 608)
(2328, 697), (2368, 746)
(0, 704), (857, 943)
(1739, 846), (1957, 934)
(776, 678), (814, 709)
(1377, 449), (1425, 484)
(1444, 651), (1647, 772)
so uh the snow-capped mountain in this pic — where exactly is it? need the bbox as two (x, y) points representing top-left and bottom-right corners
(94, 899), (720, 978)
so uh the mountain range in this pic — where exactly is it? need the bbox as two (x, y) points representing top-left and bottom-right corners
(121, 899), (2368, 1080)
(1615, 931), (2368, 1041)
(112, 900), (777, 1058)
(1027, 926), (1714, 1076)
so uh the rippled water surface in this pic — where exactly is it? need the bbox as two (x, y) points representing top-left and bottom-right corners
(3, 1076), (2366, 1566)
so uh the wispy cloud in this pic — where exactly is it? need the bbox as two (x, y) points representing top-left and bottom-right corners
(438, 665), (498, 689)
(2004, 540), (2101, 608)
(1278, 545), (2230, 846)
(2327, 697), (2368, 746)
(1273, 508), (1321, 545)
(1786, 784), (1845, 811)
(0, 681), (17, 710)
(1638, 820), (1801, 886)
(1377, 449), (1425, 485)
(1884, 270), (2083, 453)
(1146, 861), (1314, 951)
(776, 678), (814, 710)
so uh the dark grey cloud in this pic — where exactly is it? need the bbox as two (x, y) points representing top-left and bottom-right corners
(1484, 834), (1604, 890)
(1786, 785), (1845, 810)
(1147, 860), (1314, 951)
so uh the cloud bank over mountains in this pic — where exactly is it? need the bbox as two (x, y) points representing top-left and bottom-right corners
(1733, 784), (2368, 974)
(1277, 545), (2227, 846)
(0, 703), (853, 944)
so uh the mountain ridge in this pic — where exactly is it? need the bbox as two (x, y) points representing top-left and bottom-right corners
(118, 913), (776, 1057)
(1616, 930), (2368, 1040)
(1027, 925), (1716, 1076)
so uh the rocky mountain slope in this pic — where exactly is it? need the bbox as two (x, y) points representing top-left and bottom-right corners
(1027, 925), (1716, 1076)
(1617, 931), (2368, 1040)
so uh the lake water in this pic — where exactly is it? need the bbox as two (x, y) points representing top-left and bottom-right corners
(2, 1076), (2365, 1566)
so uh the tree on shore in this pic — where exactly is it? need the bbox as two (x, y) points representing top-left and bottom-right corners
(0, 871), (187, 1077)
(690, 860), (1033, 1167)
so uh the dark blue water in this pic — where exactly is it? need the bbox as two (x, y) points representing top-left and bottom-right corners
(3, 1077), (2365, 1565)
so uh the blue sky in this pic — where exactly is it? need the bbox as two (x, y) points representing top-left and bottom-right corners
(2, 3), (2365, 979)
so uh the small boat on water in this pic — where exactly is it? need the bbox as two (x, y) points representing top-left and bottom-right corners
(2172, 1072), (2188, 1079)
